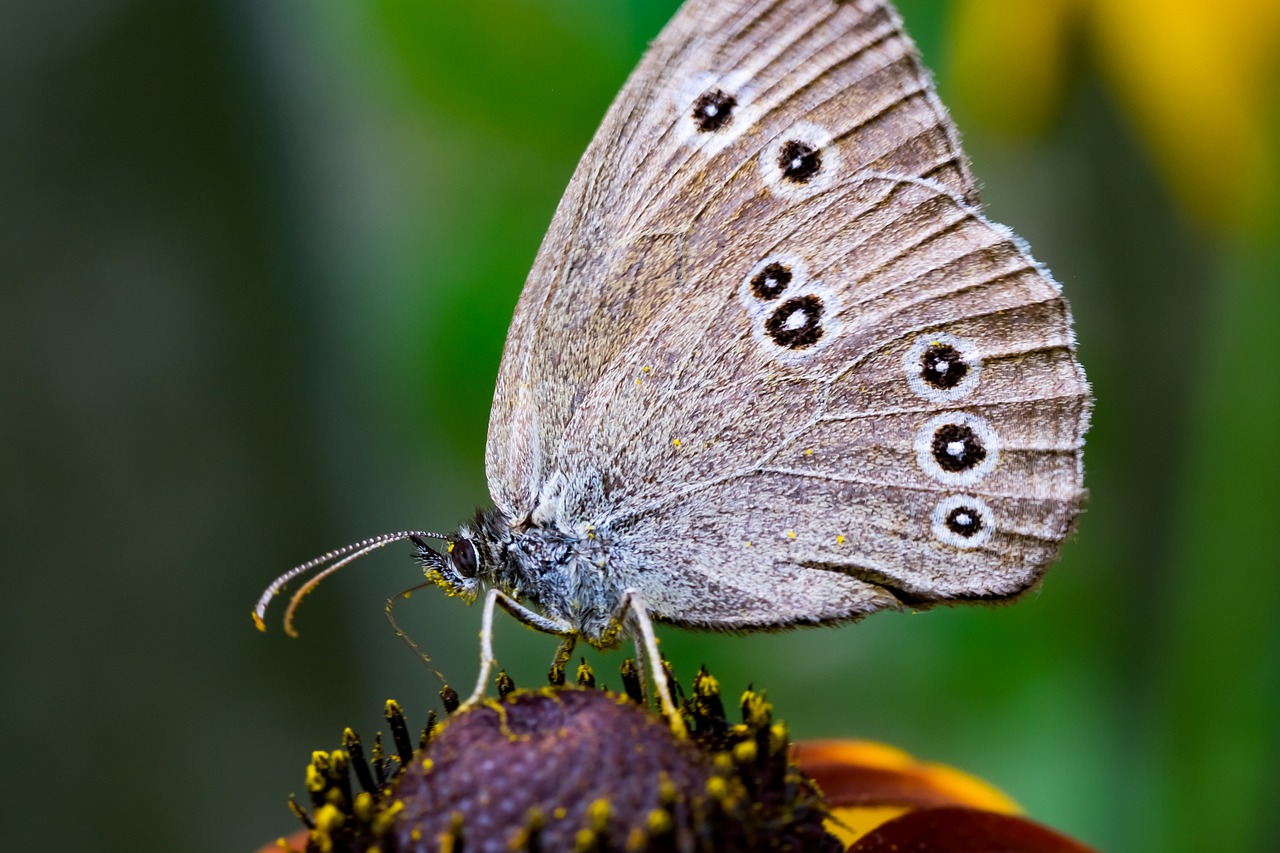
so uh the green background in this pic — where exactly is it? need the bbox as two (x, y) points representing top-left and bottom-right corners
(3, 2), (1277, 851)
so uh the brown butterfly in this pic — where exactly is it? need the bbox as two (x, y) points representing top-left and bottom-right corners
(257, 0), (1090, 729)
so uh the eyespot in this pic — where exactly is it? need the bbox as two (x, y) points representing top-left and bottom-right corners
(740, 259), (841, 361)
(765, 295), (825, 350)
(760, 123), (840, 198)
(915, 412), (1000, 485)
(739, 254), (809, 316)
(673, 71), (757, 154)
(750, 262), (792, 300)
(449, 538), (479, 578)
(778, 140), (821, 183)
(931, 495), (995, 548)
(930, 422), (986, 473)
(904, 333), (981, 402)
(692, 88), (737, 132)
(945, 506), (982, 536)
(922, 344), (966, 388)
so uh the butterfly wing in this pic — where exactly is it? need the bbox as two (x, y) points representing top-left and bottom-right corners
(485, 0), (1089, 627)
(557, 173), (1089, 626)
(486, 0), (976, 517)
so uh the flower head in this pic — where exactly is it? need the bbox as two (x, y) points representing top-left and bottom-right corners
(258, 664), (1097, 852)
(266, 664), (837, 852)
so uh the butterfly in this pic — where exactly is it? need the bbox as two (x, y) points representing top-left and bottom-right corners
(256, 0), (1090, 728)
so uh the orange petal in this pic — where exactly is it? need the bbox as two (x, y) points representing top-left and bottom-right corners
(848, 806), (1099, 852)
(795, 739), (1020, 813)
(795, 739), (1021, 847)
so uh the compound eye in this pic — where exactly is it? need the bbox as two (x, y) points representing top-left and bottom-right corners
(450, 538), (479, 578)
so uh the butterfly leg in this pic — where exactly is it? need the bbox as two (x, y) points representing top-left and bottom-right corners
(631, 635), (650, 704)
(550, 634), (577, 684)
(384, 580), (447, 686)
(622, 590), (687, 739)
(462, 587), (504, 708)
(463, 586), (575, 708)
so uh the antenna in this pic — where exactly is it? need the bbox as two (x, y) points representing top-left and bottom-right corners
(252, 530), (449, 636)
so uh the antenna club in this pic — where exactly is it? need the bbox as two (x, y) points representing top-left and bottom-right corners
(252, 612), (267, 632)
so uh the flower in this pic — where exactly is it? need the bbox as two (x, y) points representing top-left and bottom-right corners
(947, 0), (1280, 228)
(257, 664), (1097, 852)
(796, 741), (1096, 851)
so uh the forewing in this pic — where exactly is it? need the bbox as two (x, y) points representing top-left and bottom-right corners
(555, 174), (1089, 627)
(485, 0), (975, 516)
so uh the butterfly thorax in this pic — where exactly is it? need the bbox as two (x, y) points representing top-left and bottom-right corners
(463, 507), (627, 647)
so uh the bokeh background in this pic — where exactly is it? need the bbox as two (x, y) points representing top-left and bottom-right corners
(4, 1), (1278, 851)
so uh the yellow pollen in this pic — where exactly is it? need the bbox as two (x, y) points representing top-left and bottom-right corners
(787, 530), (796, 539)
(647, 808), (673, 834)
(672, 438), (682, 448)
(804, 448), (812, 456)
(836, 534), (846, 545)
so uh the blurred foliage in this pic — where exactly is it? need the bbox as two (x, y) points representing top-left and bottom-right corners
(2, 2), (1277, 852)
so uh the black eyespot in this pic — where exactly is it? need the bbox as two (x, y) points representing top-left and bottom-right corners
(921, 343), (968, 389)
(450, 538), (479, 578)
(765, 295), (824, 349)
(692, 88), (737, 132)
(778, 140), (822, 183)
(945, 506), (984, 538)
(931, 423), (987, 473)
(750, 262), (792, 300)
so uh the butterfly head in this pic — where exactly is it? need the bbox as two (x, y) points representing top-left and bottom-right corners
(412, 530), (489, 602)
